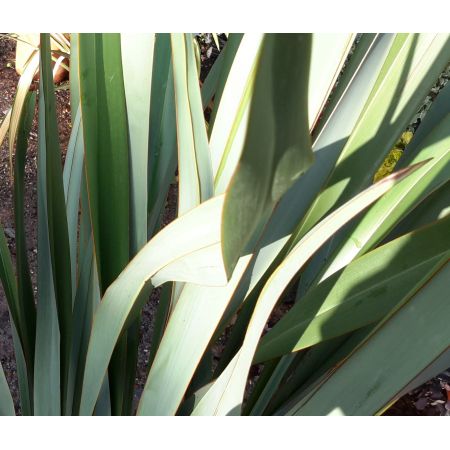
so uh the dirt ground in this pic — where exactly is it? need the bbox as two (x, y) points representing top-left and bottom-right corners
(0, 35), (449, 416)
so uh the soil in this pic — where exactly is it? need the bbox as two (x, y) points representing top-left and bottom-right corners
(0, 35), (448, 416)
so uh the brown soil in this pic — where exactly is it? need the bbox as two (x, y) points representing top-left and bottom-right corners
(0, 35), (448, 416)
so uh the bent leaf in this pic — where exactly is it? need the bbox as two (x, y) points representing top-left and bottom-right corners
(80, 195), (227, 415)
(222, 34), (313, 276)
(193, 162), (425, 415)
(256, 216), (450, 362)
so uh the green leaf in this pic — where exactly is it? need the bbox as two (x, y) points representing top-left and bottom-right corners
(8, 50), (39, 178)
(11, 321), (32, 415)
(255, 216), (450, 362)
(171, 33), (213, 214)
(121, 34), (156, 414)
(288, 261), (450, 416)
(193, 163), (425, 415)
(62, 107), (84, 302)
(80, 195), (227, 415)
(311, 34), (377, 139)
(308, 33), (354, 129)
(0, 226), (20, 338)
(34, 102), (60, 415)
(318, 119), (450, 282)
(206, 33), (244, 133)
(36, 34), (73, 413)
(210, 34), (262, 193)
(169, 32), (215, 314)
(150, 34), (395, 395)
(295, 33), (450, 296)
(78, 33), (130, 292)
(69, 33), (80, 123)
(246, 356), (294, 416)
(0, 109), (11, 149)
(121, 33), (155, 254)
(387, 180), (450, 239)
(231, 34), (395, 301)
(147, 34), (177, 238)
(262, 335), (350, 416)
(78, 33), (131, 414)
(200, 41), (226, 110)
(68, 180), (105, 415)
(221, 34), (313, 276)
(295, 34), (450, 241)
(13, 90), (36, 406)
(137, 253), (252, 416)
(381, 348), (450, 414)
(0, 93), (36, 388)
(399, 78), (450, 167)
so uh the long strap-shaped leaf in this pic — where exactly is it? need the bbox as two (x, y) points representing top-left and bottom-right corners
(257, 334), (353, 416)
(171, 33), (213, 214)
(121, 33), (156, 415)
(160, 35), (397, 394)
(287, 261), (450, 416)
(0, 109), (11, 149)
(210, 34), (263, 193)
(12, 90), (37, 411)
(179, 35), (397, 388)
(218, 33), (395, 308)
(36, 34), (73, 413)
(319, 120), (450, 282)
(69, 173), (107, 415)
(294, 34), (450, 294)
(387, 180), (450, 239)
(147, 34), (178, 238)
(135, 33), (350, 416)
(169, 33), (215, 313)
(0, 228), (20, 342)
(311, 33), (378, 139)
(205, 33), (244, 132)
(78, 33), (130, 292)
(79, 195), (227, 415)
(201, 34), (241, 110)
(379, 348), (450, 415)
(34, 75), (60, 416)
(78, 33), (131, 414)
(143, 36), (179, 380)
(221, 34), (313, 276)
(0, 93), (36, 387)
(70, 34), (79, 124)
(295, 34), (449, 242)
(137, 253), (252, 416)
(8, 50), (39, 177)
(121, 33), (155, 254)
(62, 107), (83, 303)
(11, 320), (32, 415)
(399, 75), (450, 168)
(308, 33), (355, 130)
(255, 216), (450, 362)
(192, 162), (425, 415)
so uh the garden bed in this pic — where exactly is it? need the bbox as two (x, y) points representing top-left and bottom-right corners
(0, 35), (449, 416)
